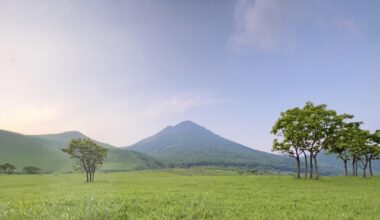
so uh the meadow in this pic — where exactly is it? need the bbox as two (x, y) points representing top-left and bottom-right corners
(0, 169), (379, 220)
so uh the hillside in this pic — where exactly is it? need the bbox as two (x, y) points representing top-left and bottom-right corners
(32, 131), (116, 150)
(127, 121), (296, 172)
(317, 151), (380, 175)
(0, 129), (164, 173)
(0, 130), (73, 172)
(127, 121), (374, 175)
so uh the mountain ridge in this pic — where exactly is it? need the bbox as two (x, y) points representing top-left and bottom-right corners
(0, 129), (164, 172)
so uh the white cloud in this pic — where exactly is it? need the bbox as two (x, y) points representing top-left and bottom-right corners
(230, 0), (372, 51)
(231, 0), (306, 51)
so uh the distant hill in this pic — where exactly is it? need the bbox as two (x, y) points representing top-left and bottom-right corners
(0, 130), (73, 172)
(2, 122), (378, 175)
(127, 121), (378, 175)
(32, 131), (116, 150)
(127, 121), (296, 172)
(317, 151), (380, 175)
(0, 130), (164, 173)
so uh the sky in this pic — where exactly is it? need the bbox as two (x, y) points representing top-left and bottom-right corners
(0, 0), (379, 152)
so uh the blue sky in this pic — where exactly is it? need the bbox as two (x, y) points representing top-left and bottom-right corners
(0, 0), (379, 152)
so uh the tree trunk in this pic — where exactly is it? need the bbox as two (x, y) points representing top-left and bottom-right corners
(309, 153), (313, 179)
(304, 154), (308, 178)
(92, 171), (95, 182)
(355, 161), (358, 176)
(352, 159), (356, 176)
(295, 157), (301, 179)
(363, 159), (368, 178)
(313, 155), (319, 180)
(344, 160), (348, 176)
(369, 159), (373, 177)
(86, 172), (89, 183)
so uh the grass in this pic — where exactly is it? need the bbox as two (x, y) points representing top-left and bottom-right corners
(0, 168), (379, 220)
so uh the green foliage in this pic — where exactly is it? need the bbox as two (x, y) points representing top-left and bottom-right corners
(0, 163), (16, 175)
(327, 122), (360, 159)
(369, 130), (380, 159)
(22, 166), (41, 174)
(62, 138), (108, 182)
(347, 126), (370, 160)
(272, 102), (354, 179)
(0, 170), (379, 219)
(273, 102), (380, 178)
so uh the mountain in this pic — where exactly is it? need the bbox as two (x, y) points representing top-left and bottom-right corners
(127, 121), (297, 172)
(317, 151), (380, 175)
(127, 120), (378, 175)
(0, 129), (164, 173)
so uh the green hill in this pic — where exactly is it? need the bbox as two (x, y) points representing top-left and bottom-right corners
(2, 122), (377, 175)
(127, 121), (297, 172)
(32, 131), (116, 150)
(0, 130), (164, 173)
(127, 121), (362, 175)
(0, 130), (73, 172)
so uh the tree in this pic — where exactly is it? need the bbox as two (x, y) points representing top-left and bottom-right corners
(23, 166), (41, 174)
(347, 127), (371, 177)
(272, 107), (308, 179)
(272, 102), (352, 180)
(0, 163), (16, 175)
(327, 122), (361, 176)
(367, 130), (380, 176)
(62, 138), (108, 183)
(300, 102), (352, 180)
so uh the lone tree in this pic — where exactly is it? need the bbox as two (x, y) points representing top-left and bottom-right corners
(62, 138), (108, 183)
(23, 166), (41, 174)
(0, 163), (16, 175)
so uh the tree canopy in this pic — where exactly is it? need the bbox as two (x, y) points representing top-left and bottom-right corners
(23, 166), (41, 174)
(0, 163), (16, 175)
(272, 102), (378, 179)
(62, 138), (108, 183)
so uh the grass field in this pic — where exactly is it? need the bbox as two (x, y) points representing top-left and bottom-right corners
(0, 169), (379, 220)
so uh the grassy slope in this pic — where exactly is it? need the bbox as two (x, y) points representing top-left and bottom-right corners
(0, 169), (379, 219)
(32, 131), (116, 150)
(33, 131), (165, 171)
(0, 130), (164, 173)
(0, 130), (72, 172)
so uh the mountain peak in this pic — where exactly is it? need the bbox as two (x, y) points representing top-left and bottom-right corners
(127, 120), (293, 172)
(59, 131), (86, 137)
(175, 120), (202, 128)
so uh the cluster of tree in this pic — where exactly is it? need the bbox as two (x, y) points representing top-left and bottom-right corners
(0, 163), (16, 175)
(0, 163), (42, 175)
(22, 166), (41, 174)
(62, 138), (108, 183)
(329, 125), (380, 177)
(272, 102), (380, 179)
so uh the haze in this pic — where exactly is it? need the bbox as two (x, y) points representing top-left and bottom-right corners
(1, 0), (379, 152)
